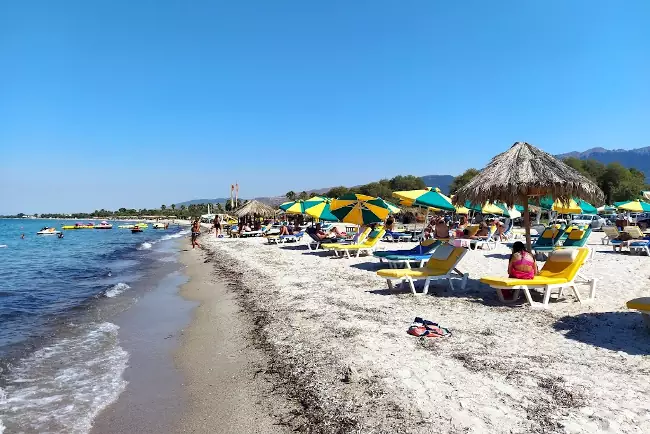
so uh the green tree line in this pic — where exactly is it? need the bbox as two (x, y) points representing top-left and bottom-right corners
(4, 201), (247, 219)
(448, 159), (648, 204)
(286, 175), (427, 201)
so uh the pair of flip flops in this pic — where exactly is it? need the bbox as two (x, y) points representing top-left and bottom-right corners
(407, 317), (451, 338)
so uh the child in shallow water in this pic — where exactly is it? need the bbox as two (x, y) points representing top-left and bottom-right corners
(508, 241), (536, 279)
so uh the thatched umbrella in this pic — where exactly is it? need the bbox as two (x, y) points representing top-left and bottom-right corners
(233, 200), (276, 218)
(453, 141), (604, 250)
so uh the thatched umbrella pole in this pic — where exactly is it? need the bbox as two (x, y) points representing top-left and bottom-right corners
(522, 198), (532, 252)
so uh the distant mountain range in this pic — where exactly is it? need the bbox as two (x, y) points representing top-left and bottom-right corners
(174, 174), (455, 206)
(557, 146), (650, 181)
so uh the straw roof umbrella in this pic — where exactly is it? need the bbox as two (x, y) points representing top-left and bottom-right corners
(233, 200), (277, 218)
(453, 142), (604, 250)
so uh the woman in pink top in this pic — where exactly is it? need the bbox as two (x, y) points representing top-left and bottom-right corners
(508, 241), (537, 279)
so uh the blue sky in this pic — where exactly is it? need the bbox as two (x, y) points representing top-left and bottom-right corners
(1, 1), (649, 214)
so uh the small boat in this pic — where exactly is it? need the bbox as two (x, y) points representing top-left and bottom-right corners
(62, 223), (95, 230)
(152, 223), (166, 229)
(37, 227), (62, 235)
(131, 228), (143, 233)
(95, 221), (113, 229)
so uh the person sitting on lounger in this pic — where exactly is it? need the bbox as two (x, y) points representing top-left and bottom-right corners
(279, 223), (293, 236)
(307, 224), (336, 243)
(508, 241), (537, 279)
(328, 226), (345, 238)
(470, 222), (489, 239)
(385, 216), (395, 232)
(458, 215), (468, 230)
(434, 217), (450, 239)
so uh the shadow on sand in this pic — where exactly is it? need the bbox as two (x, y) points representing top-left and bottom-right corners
(367, 278), (514, 306)
(554, 312), (650, 355)
(483, 253), (511, 260)
(350, 261), (383, 272)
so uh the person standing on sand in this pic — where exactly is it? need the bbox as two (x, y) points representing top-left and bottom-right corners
(213, 215), (222, 238)
(191, 218), (201, 249)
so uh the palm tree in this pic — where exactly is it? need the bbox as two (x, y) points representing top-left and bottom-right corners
(171, 204), (176, 211)
(161, 204), (166, 211)
(286, 191), (296, 201)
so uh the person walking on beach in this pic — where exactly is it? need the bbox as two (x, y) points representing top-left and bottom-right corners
(191, 218), (201, 249)
(213, 215), (222, 238)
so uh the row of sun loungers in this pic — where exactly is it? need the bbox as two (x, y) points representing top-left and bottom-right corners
(260, 222), (648, 327)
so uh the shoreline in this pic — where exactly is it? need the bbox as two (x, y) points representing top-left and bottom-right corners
(92, 236), (292, 434)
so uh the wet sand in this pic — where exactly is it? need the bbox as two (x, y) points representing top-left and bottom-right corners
(173, 246), (289, 434)
(93, 242), (289, 434)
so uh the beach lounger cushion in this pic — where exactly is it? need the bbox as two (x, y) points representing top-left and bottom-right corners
(377, 246), (463, 279)
(376, 246), (469, 294)
(627, 297), (650, 311)
(568, 230), (585, 240)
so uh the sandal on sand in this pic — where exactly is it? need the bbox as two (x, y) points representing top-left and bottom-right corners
(408, 317), (451, 338)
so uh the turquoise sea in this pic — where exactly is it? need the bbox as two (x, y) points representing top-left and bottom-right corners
(0, 219), (190, 433)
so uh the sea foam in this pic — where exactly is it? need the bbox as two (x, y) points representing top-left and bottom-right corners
(0, 322), (128, 433)
(104, 283), (131, 298)
(136, 242), (152, 250)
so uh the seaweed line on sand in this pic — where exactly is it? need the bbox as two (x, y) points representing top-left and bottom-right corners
(201, 244), (426, 434)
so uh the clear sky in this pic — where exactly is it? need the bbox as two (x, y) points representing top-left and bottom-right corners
(2, 1), (649, 214)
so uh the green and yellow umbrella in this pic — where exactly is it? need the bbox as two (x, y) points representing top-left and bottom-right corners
(303, 196), (339, 222)
(279, 200), (305, 215)
(392, 187), (455, 212)
(330, 193), (394, 225)
(464, 201), (509, 216)
(614, 199), (650, 212)
(538, 197), (597, 214)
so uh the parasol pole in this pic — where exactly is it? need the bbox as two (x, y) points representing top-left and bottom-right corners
(523, 197), (532, 252)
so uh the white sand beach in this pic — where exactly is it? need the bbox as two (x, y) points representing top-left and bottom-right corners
(194, 231), (650, 433)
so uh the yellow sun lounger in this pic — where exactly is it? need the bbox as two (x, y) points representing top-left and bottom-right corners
(627, 297), (650, 328)
(480, 248), (596, 309)
(323, 229), (386, 258)
(376, 245), (469, 294)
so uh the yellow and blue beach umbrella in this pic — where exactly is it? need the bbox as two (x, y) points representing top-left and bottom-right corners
(279, 200), (306, 215)
(303, 196), (339, 222)
(330, 193), (394, 225)
(614, 199), (650, 212)
(392, 187), (455, 212)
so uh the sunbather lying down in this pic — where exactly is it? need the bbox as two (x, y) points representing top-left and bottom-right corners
(307, 223), (337, 243)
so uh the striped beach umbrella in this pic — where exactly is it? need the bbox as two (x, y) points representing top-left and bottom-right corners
(392, 187), (455, 212)
(464, 201), (510, 216)
(330, 193), (392, 225)
(614, 199), (650, 212)
(303, 197), (339, 222)
(279, 200), (305, 215)
(538, 197), (597, 214)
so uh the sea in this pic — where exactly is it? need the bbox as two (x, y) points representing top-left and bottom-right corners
(0, 219), (191, 433)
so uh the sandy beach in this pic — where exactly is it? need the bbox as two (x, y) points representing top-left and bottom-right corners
(174, 247), (292, 434)
(188, 231), (650, 433)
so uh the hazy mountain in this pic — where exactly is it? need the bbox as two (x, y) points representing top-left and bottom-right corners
(175, 174), (454, 206)
(556, 146), (650, 181)
(420, 175), (454, 193)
